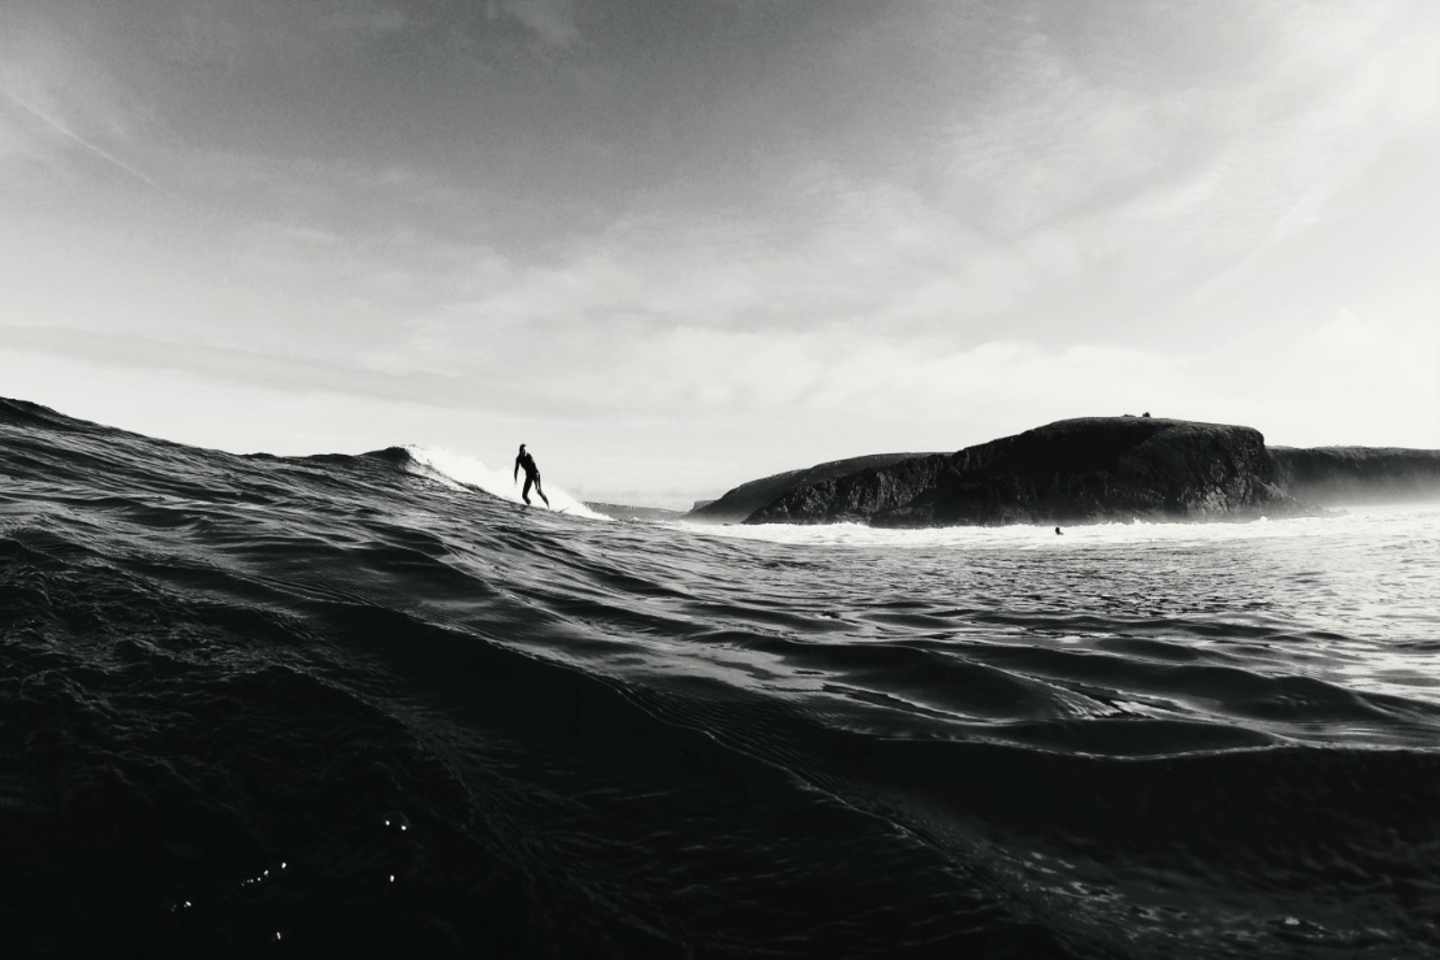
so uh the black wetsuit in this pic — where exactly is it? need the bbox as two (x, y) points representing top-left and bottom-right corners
(514, 451), (550, 506)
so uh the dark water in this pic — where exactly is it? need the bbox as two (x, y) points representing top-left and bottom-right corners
(2, 396), (1438, 958)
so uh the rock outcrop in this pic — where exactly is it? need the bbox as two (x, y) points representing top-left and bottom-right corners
(745, 455), (953, 524)
(1270, 447), (1440, 504)
(746, 418), (1305, 527)
(688, 453), (933, 522)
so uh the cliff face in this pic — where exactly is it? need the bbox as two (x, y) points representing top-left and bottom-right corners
(746, 455), (953, 524)
(1270, 447), (1440, 504)
(746, 418), (1303, 527)
(688, 452), (933, 522)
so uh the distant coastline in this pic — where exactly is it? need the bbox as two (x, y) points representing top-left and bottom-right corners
(688, 416), (1440, 528)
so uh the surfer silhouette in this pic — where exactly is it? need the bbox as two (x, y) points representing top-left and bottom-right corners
(514, 444), (550, 507)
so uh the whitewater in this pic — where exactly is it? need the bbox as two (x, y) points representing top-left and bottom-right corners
(399, 446), (609, 520)
(2, 397), (1437, 958)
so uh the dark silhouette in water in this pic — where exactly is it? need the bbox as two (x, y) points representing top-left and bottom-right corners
(514, 444), (550, 507)
(1055, 526), (1063, 535)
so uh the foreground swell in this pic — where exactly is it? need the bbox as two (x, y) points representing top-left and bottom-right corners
(2, 398), (1438, 958)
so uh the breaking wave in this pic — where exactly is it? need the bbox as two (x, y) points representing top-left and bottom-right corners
(399, 446), (609, 520)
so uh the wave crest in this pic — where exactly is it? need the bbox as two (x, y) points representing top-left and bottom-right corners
(398, 446), (608, 519)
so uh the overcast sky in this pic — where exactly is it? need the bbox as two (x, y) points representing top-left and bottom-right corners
(2, 0), (1437, 507)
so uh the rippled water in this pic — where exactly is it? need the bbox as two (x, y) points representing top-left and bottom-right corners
(2, 397), (1438, 958)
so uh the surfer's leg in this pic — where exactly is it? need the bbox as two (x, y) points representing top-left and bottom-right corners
(522, 476), (533, 504)
(536, 477), (550, 506)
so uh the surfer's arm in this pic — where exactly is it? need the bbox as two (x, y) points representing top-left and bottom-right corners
(513, 459), (519, 482)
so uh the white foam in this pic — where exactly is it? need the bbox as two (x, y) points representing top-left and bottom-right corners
(401, 446), (609, 520)
(676, 503), (1440, 550)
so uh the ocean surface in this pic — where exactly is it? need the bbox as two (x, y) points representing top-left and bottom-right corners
(2, 396), (1437, 958)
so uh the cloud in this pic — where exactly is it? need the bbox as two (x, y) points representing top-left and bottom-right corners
(1197, 305), (1440, 447)
(1180, 6), (1440, 302)
(858, 0), (1440, 318)
(1, 89), (179, 199)
(490, 0), (581, 50)
(0, 323), (468, 407)
(155, 1), (413, 68)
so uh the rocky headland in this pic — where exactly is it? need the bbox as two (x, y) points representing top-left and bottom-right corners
(743, 417), (1304, 527)
(684, 416), (1439, 528)
(688, 452), (933, 523)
